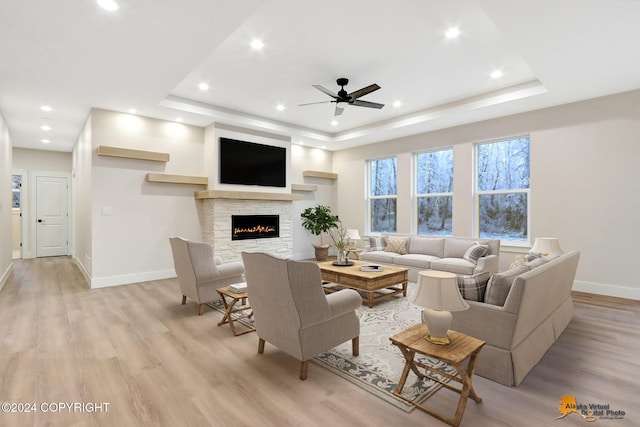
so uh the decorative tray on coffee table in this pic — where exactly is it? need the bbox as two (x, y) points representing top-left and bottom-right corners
(331, 261), (354, 267)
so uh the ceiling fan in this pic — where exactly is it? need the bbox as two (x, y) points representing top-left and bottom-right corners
(298, 78), (384, 116)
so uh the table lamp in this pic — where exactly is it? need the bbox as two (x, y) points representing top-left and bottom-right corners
(530, 237), (563, 257)
(411, 270), (469, 345)
(346, 229), (361, 249)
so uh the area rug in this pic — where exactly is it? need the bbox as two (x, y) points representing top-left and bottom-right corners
(311, 294), (455, 412)
(209, 290), (454, 412)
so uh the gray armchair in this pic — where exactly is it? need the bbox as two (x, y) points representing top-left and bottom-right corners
(169, 237), (245, 315)
(241, 252), (361, 380)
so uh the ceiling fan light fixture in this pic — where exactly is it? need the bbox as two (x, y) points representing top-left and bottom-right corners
(276, 104), (285, 111)
(393, 100), (402, 107)
(330, 120), (338, 126)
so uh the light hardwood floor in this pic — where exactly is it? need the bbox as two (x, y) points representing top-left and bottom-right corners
(0, 257), (638, 426)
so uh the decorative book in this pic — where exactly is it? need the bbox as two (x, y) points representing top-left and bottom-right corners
(360, 265), (383, 272)
(229, 282), (248, 293)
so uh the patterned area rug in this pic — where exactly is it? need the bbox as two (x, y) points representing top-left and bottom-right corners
(209, 291), (454, 412)
(311, 294), (454, 412)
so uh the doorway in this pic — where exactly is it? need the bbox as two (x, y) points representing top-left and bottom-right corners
(36, 175), (69, 257)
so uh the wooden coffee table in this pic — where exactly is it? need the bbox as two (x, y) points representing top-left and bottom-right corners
(318, 260), (408, 307)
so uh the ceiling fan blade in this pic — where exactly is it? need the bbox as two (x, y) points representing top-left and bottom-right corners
(298, 100), (332, 106)
(334, 105), (344, 116)
(313, 85), (339, 99)
(348, 83), (381, 100)
(351, 99), (385, 109)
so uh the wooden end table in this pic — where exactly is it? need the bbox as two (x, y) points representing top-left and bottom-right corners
(215, 286), (255, 336)
(390, 324), (485, 427)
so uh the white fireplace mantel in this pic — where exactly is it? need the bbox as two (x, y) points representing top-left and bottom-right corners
(195, 189), (302, 202)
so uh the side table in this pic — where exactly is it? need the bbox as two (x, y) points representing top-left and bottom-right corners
(389, 323), (485, 427)
(345, 248), (362, 260)
(215, 286), (255, 336)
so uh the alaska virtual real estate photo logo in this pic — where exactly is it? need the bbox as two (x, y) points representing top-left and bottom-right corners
(555, 395), (626, 422)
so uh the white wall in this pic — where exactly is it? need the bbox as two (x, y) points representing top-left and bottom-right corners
(87, 109), (205, 287)
(72, 115), (93, 281)
(0, 111), (13, 290)
(334, 90), (640, 300)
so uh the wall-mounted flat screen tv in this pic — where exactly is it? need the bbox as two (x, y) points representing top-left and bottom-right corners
(219, 137), (286, 188)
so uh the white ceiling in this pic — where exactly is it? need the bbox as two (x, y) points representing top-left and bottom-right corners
(2, 0), (640, 153)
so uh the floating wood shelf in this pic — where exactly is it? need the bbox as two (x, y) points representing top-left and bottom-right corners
(303, 170), (337, 180)
(291, 183), (317, 192)
(97, 145), (170, 162)
(195, 190), (302, 201)
(145, 173), (208, 186)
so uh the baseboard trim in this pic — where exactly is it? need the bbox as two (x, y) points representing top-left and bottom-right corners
(90, 269), (177, 289)
(573, 280), (640, 301)
(0, 261), (14, 292)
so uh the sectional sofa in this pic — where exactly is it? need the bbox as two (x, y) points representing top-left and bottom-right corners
(444, 250), (581, 386)
(359, 234), (500, 283)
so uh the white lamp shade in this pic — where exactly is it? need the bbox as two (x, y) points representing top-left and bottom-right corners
(411, 270), (469, 312)
(346, 229), (361, 240)
(530, 237), (563, 256)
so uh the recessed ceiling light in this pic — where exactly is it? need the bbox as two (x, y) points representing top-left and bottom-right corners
(490, 70), (504, 79)
(128, 108), (137, 114)
(41, 139), (51, 144)
(176, 117), (183, 123)
(40, 105), (52, 112)
(198, 82), (210, 91)
(97, 0), (119, 12)
(445, 27), (460, 39)
(321, 145), (327, 150)
(393, 101), (402, 108)
(41, 125), (51, 131)
(250, 39), (264, 50)
(276, 104), (285, 111)
(330, 120), (338, 126)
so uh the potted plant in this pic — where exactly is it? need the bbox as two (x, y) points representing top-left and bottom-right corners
(300, 205), (340, 261)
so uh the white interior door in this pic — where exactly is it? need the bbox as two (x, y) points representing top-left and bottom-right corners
(36, 176), (68, 257)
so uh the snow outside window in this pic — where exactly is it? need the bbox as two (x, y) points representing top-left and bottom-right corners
(476, 136), (530, 243)
(368, 157), (397, 233)
(415, 148), (453, 236)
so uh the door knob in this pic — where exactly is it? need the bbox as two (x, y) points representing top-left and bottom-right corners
(37, 219), (43, 223)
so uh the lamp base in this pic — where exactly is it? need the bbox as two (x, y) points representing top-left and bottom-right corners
(424, 334), (451, 345)
(423, 308), (453, 346)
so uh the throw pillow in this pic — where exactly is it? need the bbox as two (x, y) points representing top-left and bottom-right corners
(524, 257), (548, 269)
(485, 265), (528, 306)
(384, 237), (409, 255)
(463, 243), (488, 264)
(457, 272), (491, 302)
(368, 236), (386, 251)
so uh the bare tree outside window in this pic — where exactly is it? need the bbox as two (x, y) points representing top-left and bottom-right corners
(369, 157), (397, 232)
(476, 137), (530, 241)
(415, 149), (453, 235)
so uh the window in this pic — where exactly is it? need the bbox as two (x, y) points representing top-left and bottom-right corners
(415, 149), (453, 235)
(476, 136), (530, 242)
(12, 175), (21, 210)
(368, 157), (397, 233)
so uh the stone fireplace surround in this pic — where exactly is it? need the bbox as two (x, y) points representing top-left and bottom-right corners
(199, 198), (293, 262)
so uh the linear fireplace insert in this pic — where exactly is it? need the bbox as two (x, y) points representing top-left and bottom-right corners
(231, 215), (279, 240)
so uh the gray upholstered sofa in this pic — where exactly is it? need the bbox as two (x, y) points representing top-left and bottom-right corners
(359, 234), (500, 283)
(441, 250), (581, 386)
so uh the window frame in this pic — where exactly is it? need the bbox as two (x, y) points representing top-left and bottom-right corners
(366, 156), (398, 234)
(413, 147), (454, 236)
(474, 136), (531, 246)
